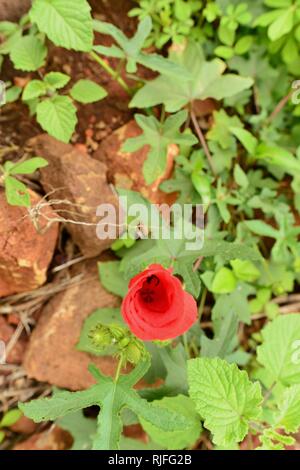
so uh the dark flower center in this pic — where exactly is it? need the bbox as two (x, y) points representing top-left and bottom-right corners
(139, 275), (170, 312)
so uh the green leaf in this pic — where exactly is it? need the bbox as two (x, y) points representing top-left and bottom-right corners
(233, 163), (249, 188)
(22, 80), (47, 101)
(58, 411), (96, 450)
(275, 385), (300, 433)
(234, 36), (253, 55)
(211, 267), (237, 294)
(244, 219), (279, 239)
(5, 85), (21, 103)
(212, 288), (251, 327)
(199, 240), (261, 262)
(256, 144), (300, 175)
(282, 36), (298, 64)
(201, 310), (239, 359)
(207, 109), (242, 150)
(77, 307), (123, 356)
(19, 386), (101, 422)
(257, 314), (300, 386)
(139, 395), (202, 450)
(268, 8), (294, 41)
(0, 409), (22, 428)
(36, 95), (77, 143)
(8, 157), (48, 175)
(20, 360), (192, 450)
(122, 111), (197, 184)
(188, 357), (262, 446)
(30, 0), (93, 51)
(5, 176), (30, 207)
(130, 42), (253, 112)
(10, 35), (47, 71)
(70, 79), (107, 103)
(230, 259), (260, 282)
(98, 261), (128, 297)
(230, 127), (258, 154)
(44, 71), (70, 89)
(93, 16), (188, 77)
(215, 46), (234, 60)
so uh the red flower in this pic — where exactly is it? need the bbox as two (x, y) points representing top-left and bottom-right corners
(121, 264), (198, 341)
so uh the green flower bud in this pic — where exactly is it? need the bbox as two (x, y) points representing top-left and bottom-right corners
(109, 324), (127, 341)
(88, 324), (112, 349)
(124, 338), (148, 365)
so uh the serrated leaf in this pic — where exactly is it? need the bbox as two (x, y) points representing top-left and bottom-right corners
(139, 395), (202, 450)
(9, 157), (48, 175)
(22, 80), (47, 101)
(275, 385), (300, 433)
(0, 30), (22, 54)
(36, 95), (77, 143)
(44, 72), (70, 89)
(20, 359), (192, 450)
(257, 314), (300, 386)
(10, 35), (47, 71)
(4, 176), (30, 207)
(70, 79), (107, 103)
(30, 0), (93, 51)
(19, 386), (100, 422)
(188, 357), (262, 446)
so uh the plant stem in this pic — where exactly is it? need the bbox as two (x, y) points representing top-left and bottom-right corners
(266, 90), (293, 125)
(262, 382), (276, 407)
(114, 354), (124, 383)
(89, 51), (131, 95)
(183, 333), (190, 358)
(198, 287), (207, 322)
(190, 109), (216, 176)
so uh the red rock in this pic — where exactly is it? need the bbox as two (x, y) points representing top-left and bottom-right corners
(10, 415), (37, 435)
(13, 426), (72, 450)
(0, 189), (58, 297)
(0, 316), (26, 364)
(23, 259), (121, 390)
(29, 134), (120, 258)
(94, 120), (178, 205)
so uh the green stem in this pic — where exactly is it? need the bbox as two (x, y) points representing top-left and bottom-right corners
(183, 333), (190, 358)
(114, 354), (124, 383)
(262, 382), (276, 407)
(198, 287), (207, 321)
(89, 51), (131, 95)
